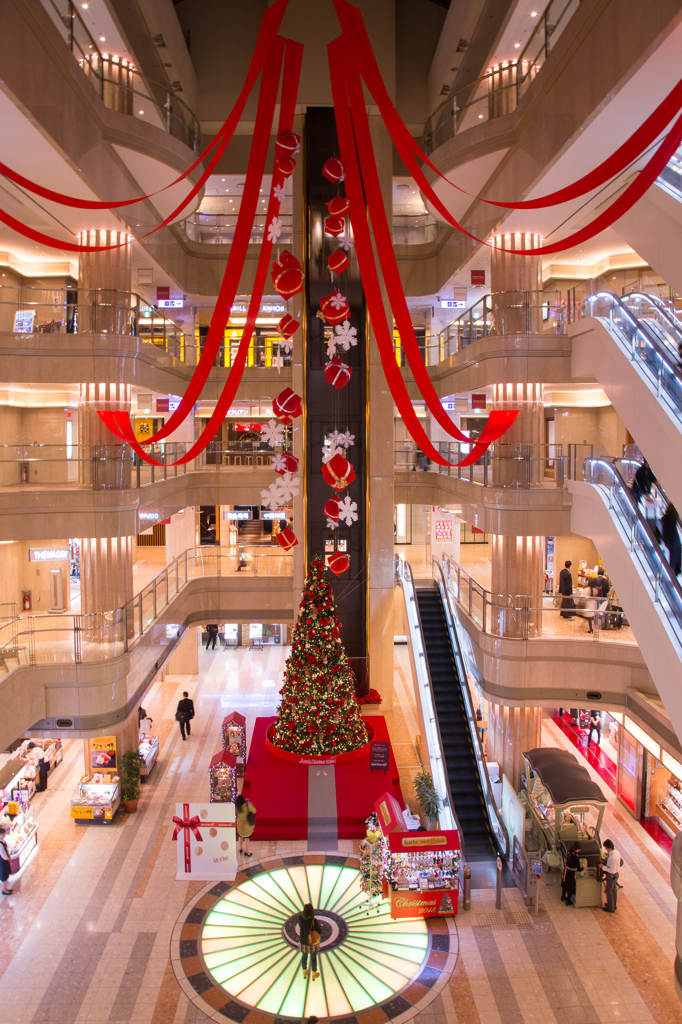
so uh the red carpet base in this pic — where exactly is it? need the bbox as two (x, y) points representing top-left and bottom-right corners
(243, 716), (403, 841)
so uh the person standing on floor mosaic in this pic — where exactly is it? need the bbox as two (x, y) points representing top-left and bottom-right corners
(299, 903), (321, 980)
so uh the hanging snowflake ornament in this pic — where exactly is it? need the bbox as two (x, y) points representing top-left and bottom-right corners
(326, 429), (355, 450)
(326, 518), (339, 530)
(272, 452), (299, 474)
(337, 236), (355, 251)
(267, 216), (282, 243)
(337, 495), (359, 527)
(261, 419), (286, 447)
(326, 335), (338, 360)
(279, 336), (294, 355)
(273, 183), (285, 202)
(278, 472), (300, 501)
(321, 443), (343, 464)
(334, 319), (357, 351)
(260, 481), (285, 511)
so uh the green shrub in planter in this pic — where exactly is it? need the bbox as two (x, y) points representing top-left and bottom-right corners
(414, 769), (441, 828)
(120, 750), (142, 803)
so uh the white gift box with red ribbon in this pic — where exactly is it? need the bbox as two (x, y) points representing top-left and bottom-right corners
(172, 802), (238, 881)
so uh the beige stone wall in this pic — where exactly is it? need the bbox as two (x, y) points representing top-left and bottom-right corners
(0, 539), (71, 611)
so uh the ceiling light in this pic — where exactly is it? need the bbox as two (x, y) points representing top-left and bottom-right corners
(478, 114), (483, 118)
(100, 36), (106, 41)
(139, 110), (145, 115)
(531, 10), (537, 15)
(514, 42), (520, 48)
(81, 2), (89, 7)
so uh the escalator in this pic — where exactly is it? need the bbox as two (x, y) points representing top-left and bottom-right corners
(415, 586), (499, 860)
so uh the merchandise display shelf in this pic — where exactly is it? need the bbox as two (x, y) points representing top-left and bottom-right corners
(139, 735), (159, 779)
(70, 779), (121, 822)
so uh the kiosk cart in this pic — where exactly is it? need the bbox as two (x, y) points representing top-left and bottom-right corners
(383, 830), (461, 918)
(221, 713), (247, 777)
(209, 750), (238, 802)
(521, 748), (607, 907)
(70, 776), (121, 822)
(138, 734), (159, 780)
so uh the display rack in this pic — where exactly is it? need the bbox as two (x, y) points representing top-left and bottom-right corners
(70, 776), (121, 822)
(0, 758), (34, 807)
(359, 813), (386, 899)
(221, 713), (247, 777)
(1, 806), (39, 873)
(139, 734), (159, 780)
(209, 750), (238, 802)
(384, 831), (461, 918)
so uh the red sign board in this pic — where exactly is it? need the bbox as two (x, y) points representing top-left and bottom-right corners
(375, 791), (405, 833)
(156, 286), (170, 301)
(471, 270), (485, 286)
(389, 888), (458, 918)
(235, 423), (263, 432)
(156, 398), (169, 412)
(471, 393), (487, 410)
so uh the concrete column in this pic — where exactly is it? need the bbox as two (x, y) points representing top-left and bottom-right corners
(487, 702), (542, 789)
(166, 507), (196, 564)
(77, 229), (132, 334)
(490, 534), (545, 638)
(165, 624), (200, 676)
(79, 535), (134, 642)
(78, 382), (132, 489)
(492, 382), (544, 487)
(490, 231), (542, 335)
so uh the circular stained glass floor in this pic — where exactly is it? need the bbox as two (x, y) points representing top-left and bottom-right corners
(197, 862), (430, 1020)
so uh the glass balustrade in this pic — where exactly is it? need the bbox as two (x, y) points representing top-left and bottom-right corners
(394, 440), (565, 488)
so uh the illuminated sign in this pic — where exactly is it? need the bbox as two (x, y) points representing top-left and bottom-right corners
(29, 548), (68, 561)
(440, 300), (466, 309)
(261, 511), (290, 520)
(224, 511), (251, 521)
(156, 299), (184, 308)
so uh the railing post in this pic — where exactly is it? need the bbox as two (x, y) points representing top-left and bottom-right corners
(123, 605), (128, 653)
(152, 579), (157, 620)
(138, 593), (143, 636)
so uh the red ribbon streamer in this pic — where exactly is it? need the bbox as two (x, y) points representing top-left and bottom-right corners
(330, 37), (516, 465)
(334, 0), (682, 257)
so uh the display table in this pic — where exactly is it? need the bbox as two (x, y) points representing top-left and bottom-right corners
(0, 758), (35, 807)
(3, 807), (38, 873)
(70, 777), (121, 822)
(384, 830), (461, 918)
(139, 735), (159, 780)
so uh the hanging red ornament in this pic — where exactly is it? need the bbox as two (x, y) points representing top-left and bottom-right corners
(322, 156), (346, 183)
(324, 216), (345, 237)
(327, 195), (350, 217)
(275, 155), (296, 178)
(273, 387), (303, 424)
(322, 453), (356, 490)
(319, 290), (350, 325)
(277, 528), (298, 552)
(328, 552), (350, 575)
(327, 249), (349, 275)
(277, 313), (299, 338)
(271, 251), (304, 298)
(324, 356), (352, 390)
(275, 129), (300, 157)
(274, 453), (300, 475)
(324, 497), (341, 522)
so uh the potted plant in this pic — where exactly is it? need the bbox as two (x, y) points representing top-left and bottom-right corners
(414, 769), (441, 830)
(120, 750), (142, 812)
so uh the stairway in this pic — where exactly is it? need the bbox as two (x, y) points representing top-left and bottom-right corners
(416, 587), (496, 859)
(238, 520), (267, 543)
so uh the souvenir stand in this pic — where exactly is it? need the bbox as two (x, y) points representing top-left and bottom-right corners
(521, 747), (607, 907)
(0, 804), (38, 873)
(138, 732), (159, 780)
(0, 758), (35, 808)
(70, 773), (122, 822)
(359, 813), (385, 902)
(221, 713), (247, 777)
(209, 750), (238, 802)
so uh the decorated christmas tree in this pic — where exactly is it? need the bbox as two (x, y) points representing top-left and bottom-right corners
(271, 555), (368, 755)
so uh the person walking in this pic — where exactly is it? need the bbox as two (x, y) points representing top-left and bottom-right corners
(561, 842), (582, 906)
(579, 583), (598, 633)
(235, 793), (257, 858)
(587, 710), (601, 747)
(662, 503), (681, 577)
(596, 566), (610, 597)
(602, 838), (621, 912)
(0, 826), (14, 895)
(206, 624), (219, 650)
(176, 691), (195, 741)
(299, 902), (321, 980)
(631, 459), (655, 506)
(558, 560), (575, 618)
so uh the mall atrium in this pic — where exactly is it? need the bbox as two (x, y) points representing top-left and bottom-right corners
(0, 0), (682, 1021)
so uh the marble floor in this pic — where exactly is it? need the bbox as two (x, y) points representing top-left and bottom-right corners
(0, 643), (679, 1024)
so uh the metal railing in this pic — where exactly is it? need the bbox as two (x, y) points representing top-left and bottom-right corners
(432, 556), (509, 859)
(582, 291), (682, 422)
(392, 215), (442, 245)
(184, 213), (294, 245)
(394, 441), (565, 489)
(43, 0), (200, 150)
(0, 546), (292, 672)
(396, 290), (564, 368)
(424, 0), (582, 152)
(657, 141), (682, 201)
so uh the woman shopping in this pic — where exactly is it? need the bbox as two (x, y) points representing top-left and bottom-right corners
(0, 826), (14, 895)
(561, 842), (582, 907)
(299, 902), (321, 980)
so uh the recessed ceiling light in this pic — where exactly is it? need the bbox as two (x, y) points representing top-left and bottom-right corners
(81, 2), (89, 7)
(531, 10), (537, 15)
(100, 36), (106, 41)
(514, 42), (521, 48)
(139, 110), (145, 115)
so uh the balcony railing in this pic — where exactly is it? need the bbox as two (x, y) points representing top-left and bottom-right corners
(43, 0), (200, 150)
(392, 215), (442, 245)
(394, 290), (564, 368)
(184, 213), (294, 245)
(394, 440), (566, 489)
(423, 0), (582, 153)
(0, 546), (292, 672)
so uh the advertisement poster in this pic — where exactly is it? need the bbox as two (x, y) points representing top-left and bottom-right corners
(91, 736), (117, 771)
(13, 310), (36, 333)
(172, 803), (238, 881)
(435, 520), (453, 543)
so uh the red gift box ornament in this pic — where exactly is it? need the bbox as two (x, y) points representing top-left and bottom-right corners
(324, 497), (341, 522)
(271, 251), (304, 299)
(277, 313), (299, 339)
(322, 157), (346, 183)
(324, 216), (345, 238)
(320, 290), (350, 325)
(325, 356), (352, 390)
(273, 388), (302, 424)
(328, 551), (350, 575)
(277, 528), (298, 552)
(322, 452), (356, 490)
(275, 155), (296, 178)
(327, 195), (351, 218)
(274, 452), (299, 475)
(327, 249), (349, 275)
(275, 129), (300, 157)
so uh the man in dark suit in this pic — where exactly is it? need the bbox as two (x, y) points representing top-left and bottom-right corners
(558, 560), (575, 618)
(176, 691), (195, 740)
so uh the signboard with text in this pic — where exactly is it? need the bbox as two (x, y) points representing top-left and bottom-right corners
(369, 741), (390, 774)
(91, 736), (117, 771)
(434, 520), (453, 543)
(172, 802), (238, 881)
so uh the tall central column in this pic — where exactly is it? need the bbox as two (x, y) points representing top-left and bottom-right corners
(78, 382), (132, 489)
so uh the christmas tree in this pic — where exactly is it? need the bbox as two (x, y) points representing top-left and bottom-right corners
(271, 555), (368, 756)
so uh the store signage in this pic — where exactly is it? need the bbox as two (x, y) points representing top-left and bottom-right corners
(154, 398), (180, 413)
(390, 890), (456, 918)
(471, 270), (485, 285)
(261, 511), (288, 520)
(389, 829), (460, 851)
(229, 302), (286, 315)
(435, 520), (453, 542)
(227, 408), (250, 416)
(156, 286), (170, 301)
(156, 299), (184, 308)
(173, 802), (238, 880)
(234, 423), (262, 432)
(440, 300), (466, 309)
(369, 741), (390, 774)
(224, 511), (251, 521)
(13, 310), (36, 333)
(91, 736), (117, 771)
(442, 401), (456, 411)
(471, 393), (487, 410)
(29, 548), (69, 562)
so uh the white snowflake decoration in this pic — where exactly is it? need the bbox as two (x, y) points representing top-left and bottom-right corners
(326, 336), (339, 360)
(260, 481), (285, 511)
(337, 236), (355, 251)
(279, 336), (294, 355)
(261, 419), (285, 447)
(337, 495), (358, 527)
(278, 472), (300, 501)
(334, 319), (357, 351)
(326, 429), (355, 450)
(321, 442), (343, 464)
(271, 453), (289, 473)
(329, 291), (347, 311)
(272, 183), (285, 202)
(326, 518), (339, 530)
(267, 216), (282, 243)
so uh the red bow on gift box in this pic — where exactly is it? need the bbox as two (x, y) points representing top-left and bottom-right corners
(325, 356), (352, 389)
(275, 129), (300, 156)
(277, 313), (299, 338)
(273, 387), (303, 424)
(277, 527), (298, 552)
(172, 812), (203, 842)
(275, 155), (296, 178)
(328, 551), (350, 575)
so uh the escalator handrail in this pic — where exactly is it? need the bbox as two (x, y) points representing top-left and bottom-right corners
(583, 457), (682, 637)
(621, 291), (682, 354)
(395, 556), (462, 844)
(433, 556), (510, 861)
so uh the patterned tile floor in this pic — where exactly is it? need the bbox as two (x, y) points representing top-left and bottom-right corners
(0, 644), (678, 1024)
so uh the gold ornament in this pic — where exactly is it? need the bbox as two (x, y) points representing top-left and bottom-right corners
(195, 846), (203, 856)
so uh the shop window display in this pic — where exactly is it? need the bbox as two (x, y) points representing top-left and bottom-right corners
(70, 775), (121, 822)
